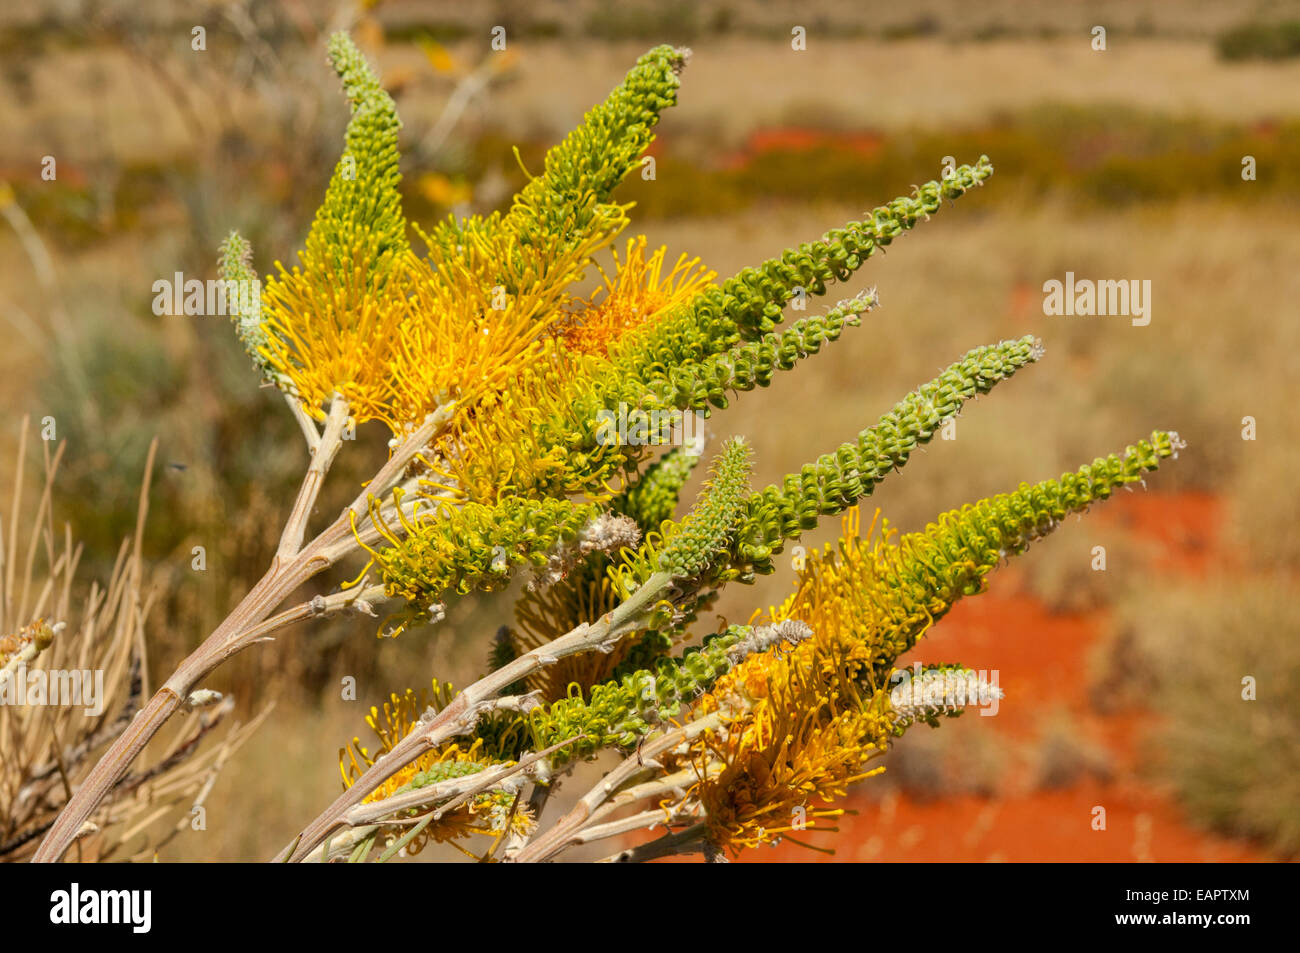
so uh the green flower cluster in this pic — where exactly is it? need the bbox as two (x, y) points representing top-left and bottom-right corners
(655, 437), (752, 579)
(608, 159), (994, 394)
(863, 431), (1181, 683)
(607, 438), (753, 602)
(731, 335), (1045, 577)
(504, 45), (687, 264)
(307, 33), (407, 303)
(406, 759), (486, 789)
(217, 230), (284, 388)
(529, 621), (806, 763)
(647, 291), (879, 412)
(504, 159), (997, 506)
(372, 496), (601, 616)
(715, 157), (993, 341)
(421, 45), (687, 301)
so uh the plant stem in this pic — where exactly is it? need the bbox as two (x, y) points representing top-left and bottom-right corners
(515, 711), (720, 863)
(277, 571), (674, 862)
(32, 403), (455, 862)
(597, 822), (711, 863)
(284, 392), (323, 451)
(276, 396), (349, 559)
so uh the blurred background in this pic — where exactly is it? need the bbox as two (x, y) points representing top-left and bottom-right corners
(0, 0), (1296, 861)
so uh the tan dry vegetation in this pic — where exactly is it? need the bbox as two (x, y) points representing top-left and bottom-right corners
(396, 37), (1300, 146)
(11, 33), (1300, 168)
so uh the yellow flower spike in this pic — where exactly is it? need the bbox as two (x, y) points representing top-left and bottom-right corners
(387, 209), (626, 431)
(417, 344), (603, 505)
(689, 452), (1181, 853)
(258, 34), (410, 423)
(400, 234), (714, 506)
(764, 507), (919, 689)
(337, 678), (536, 854)
(260, 250), (410, 423)
(369, 495), (403, 549)
(260, 38), (642, 433)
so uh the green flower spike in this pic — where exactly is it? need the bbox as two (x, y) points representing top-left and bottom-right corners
(733, 335), (1045, 577)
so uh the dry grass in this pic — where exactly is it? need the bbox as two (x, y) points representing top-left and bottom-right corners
(1093, 577), (1300, 857)
(0, 420), (261, 861)
(400, 36), (1300, 145)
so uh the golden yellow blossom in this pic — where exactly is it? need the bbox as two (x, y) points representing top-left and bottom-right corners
(261, 253), (409, 424)
(688, 626), (893, 853)
(560, 236), (715, 358)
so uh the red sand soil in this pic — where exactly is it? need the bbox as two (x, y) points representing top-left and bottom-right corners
(732, 490), (1271, 863)
(719, 127), (886, 170)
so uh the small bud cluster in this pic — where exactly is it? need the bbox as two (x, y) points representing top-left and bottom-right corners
(888, 665), (1003, 730)
(655, 437), (752, 579)
(529, 618), (801, 766)
(0, 619), (57, 676)
(370, 496), (602, 628)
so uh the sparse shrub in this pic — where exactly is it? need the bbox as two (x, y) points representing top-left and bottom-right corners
(1018, 525), (1139, 614)
(1217, 21), (1300, 62)
(874, 717), (1009, 800)
(1033, 711), (1112, 790)
(1227, 441), (1300, 571)
(1094, 578), (1300, 857)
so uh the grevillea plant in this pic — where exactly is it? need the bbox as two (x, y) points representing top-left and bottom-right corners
(34, 35), (1182, 863)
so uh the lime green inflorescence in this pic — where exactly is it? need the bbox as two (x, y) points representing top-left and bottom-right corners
(655, 437), (752, 579)
(408, 760), (485, 789)
(861, 431), (1182, 682)
(372, 496), (602, 614)
(306, 33), (407, 294)
(603, 158), (994, 394)
(217, 230), (287, 390)
(513, 162), (996, 502)
(649, 290), (880, 412)
(421, 44), (687, 295)
(505, 45), (688, 257)
(731, 335), (1046, 577)
(715, 157), (993, 341)
(530, 623), (786, 763)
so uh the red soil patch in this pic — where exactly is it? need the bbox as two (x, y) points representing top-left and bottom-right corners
(1092, 489), (1224, 575)
(720, 126), (885, 170)
(731, 490), (1271, 863)
(825, 784), (1263, 863)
